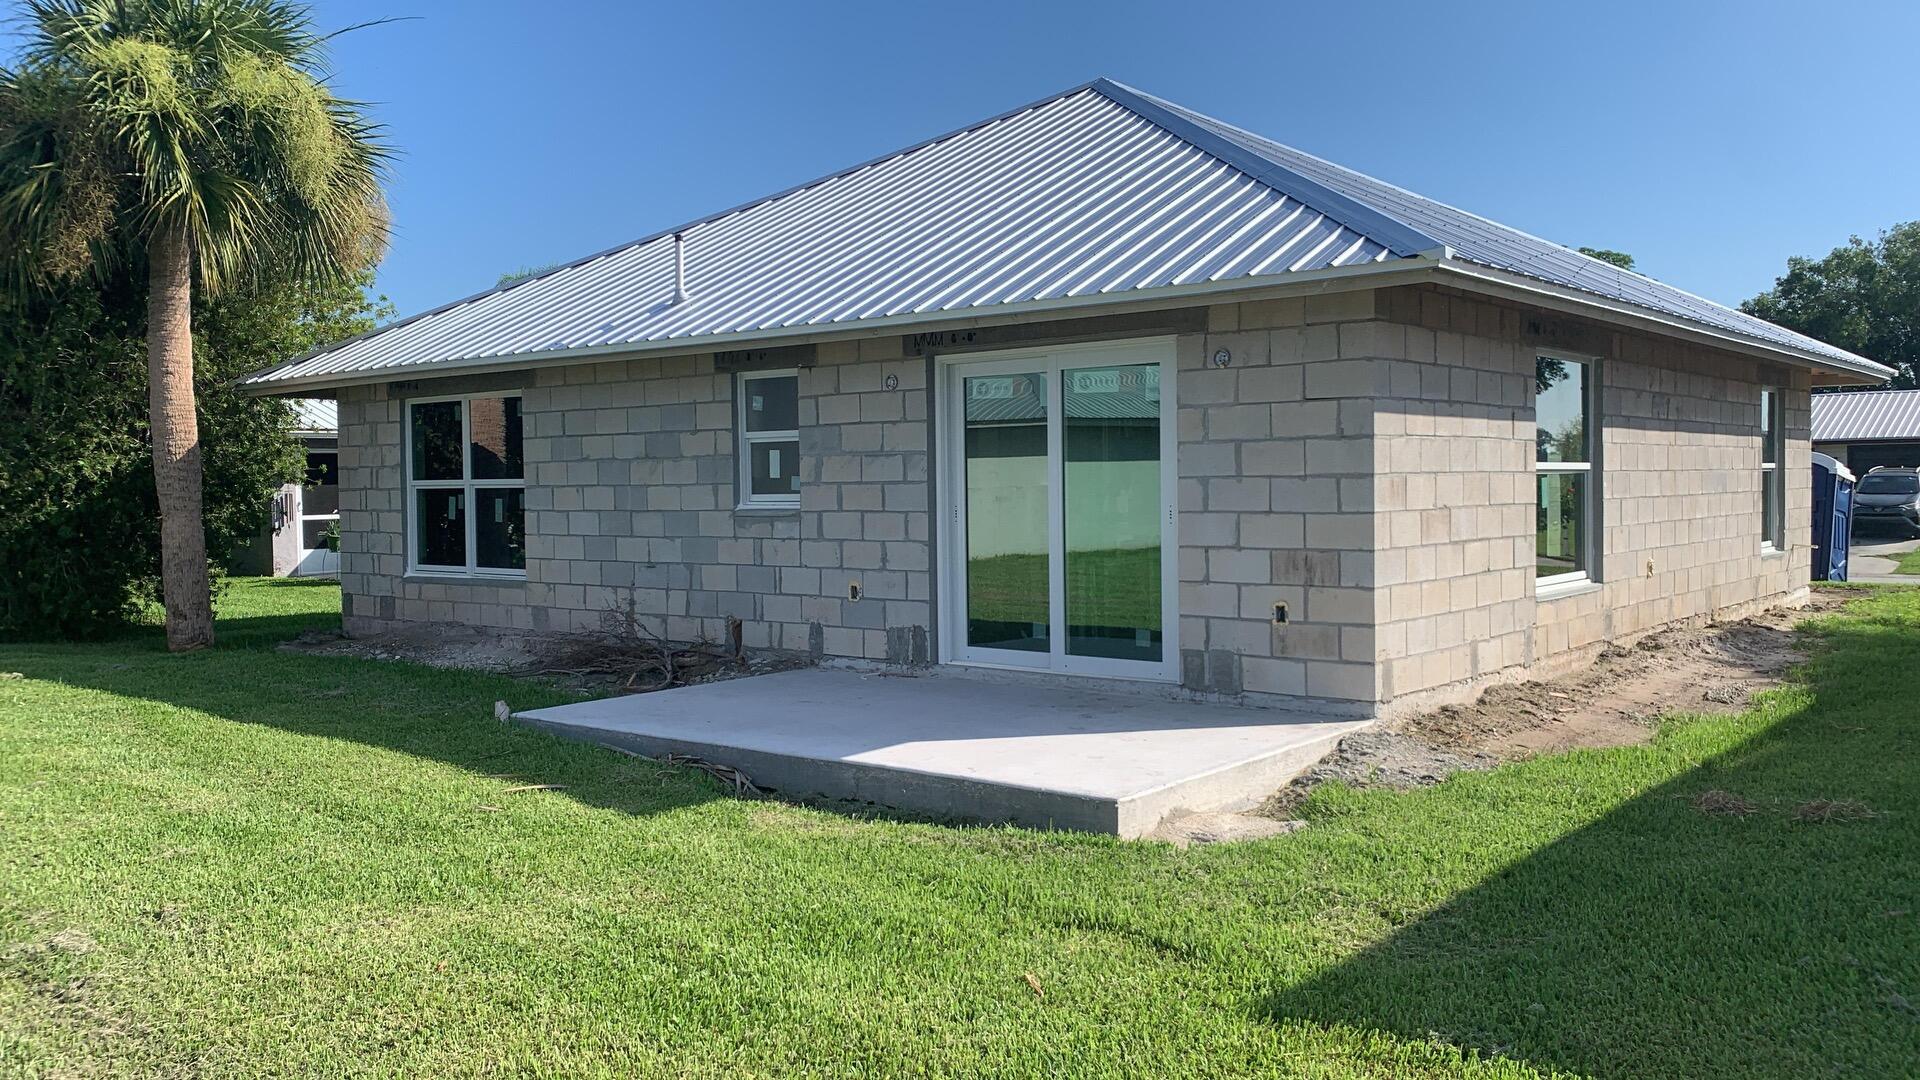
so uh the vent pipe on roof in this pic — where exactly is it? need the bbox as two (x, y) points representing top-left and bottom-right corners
(672, 232), (689, 303)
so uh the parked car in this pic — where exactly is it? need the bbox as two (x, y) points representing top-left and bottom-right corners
(1852, 466), (1920, 537)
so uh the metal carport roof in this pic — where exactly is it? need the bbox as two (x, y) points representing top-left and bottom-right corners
(1813, 388), (1920, 442)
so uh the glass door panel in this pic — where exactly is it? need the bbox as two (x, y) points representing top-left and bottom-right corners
(1062, 363), (1162, 663)
(945, 341), (1174, 681)
(962, 370), (1050, 655)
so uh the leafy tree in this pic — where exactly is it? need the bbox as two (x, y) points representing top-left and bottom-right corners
(1578, 248), (1636, 271)
(1743, 222), (1920, 389)
(0, 269), (388, 639)
(0, 0), (389, 650)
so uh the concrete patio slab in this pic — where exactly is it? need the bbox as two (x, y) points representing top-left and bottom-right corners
(513, 668), (1367, 837)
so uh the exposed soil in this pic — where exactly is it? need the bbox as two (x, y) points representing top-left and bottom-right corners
(281, 622), (810, 695)
(1257, 593), (1847, 820)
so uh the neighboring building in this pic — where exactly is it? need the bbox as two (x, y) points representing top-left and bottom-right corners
(1812, 388), (1920, 474)
(230, 399), (341, 577)
(241, 79), (1888, 717)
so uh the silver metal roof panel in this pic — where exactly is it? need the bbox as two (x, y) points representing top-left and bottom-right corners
(289, 398), (337, 433)
(1812, 388), (1920, 442)
(244, 79), (1886, 389)
(1115, 83), (1881, 374)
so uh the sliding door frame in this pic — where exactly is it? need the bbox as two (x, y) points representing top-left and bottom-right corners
(934, 336), (1179, 683)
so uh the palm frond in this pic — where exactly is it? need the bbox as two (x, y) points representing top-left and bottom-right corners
(0, 0), (391, 297)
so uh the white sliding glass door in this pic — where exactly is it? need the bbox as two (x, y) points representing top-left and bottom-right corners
(939, 339), (1177, 681)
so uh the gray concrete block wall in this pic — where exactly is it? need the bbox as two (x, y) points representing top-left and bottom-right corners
(793, 339), (933, 662)
(1364, 288), (1536, 702)
(1179, 293), (1385, 708)
(1369, 284), (1814, 709)
(336, 347), (934, 661)
(334, 284), (1820, 718)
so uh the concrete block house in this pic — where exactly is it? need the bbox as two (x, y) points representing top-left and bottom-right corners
(244, 79), (1889, 719)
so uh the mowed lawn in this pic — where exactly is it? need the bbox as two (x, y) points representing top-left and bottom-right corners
(3, 581), (1918, 1078)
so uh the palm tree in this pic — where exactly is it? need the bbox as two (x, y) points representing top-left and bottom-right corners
(0, 0), (388, 650)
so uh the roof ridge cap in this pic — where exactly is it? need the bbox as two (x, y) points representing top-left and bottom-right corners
(1088, 78), (1441, 258)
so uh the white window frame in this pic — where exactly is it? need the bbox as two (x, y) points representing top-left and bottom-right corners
(736, 369), (800, 509)
(934, 337), (1180, 684)
(1535, 351), (1601, 594)
(1760, 386), (1784, 551)
(404, 393), (526, 578)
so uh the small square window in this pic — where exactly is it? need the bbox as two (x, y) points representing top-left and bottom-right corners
(749, 439), (801, 497)
(743, 376), (798, 432)
(737, 372), (800, 508)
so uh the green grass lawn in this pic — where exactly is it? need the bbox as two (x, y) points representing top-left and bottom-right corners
(1893, 547), (1920, 575)
(3, 579), (1917, 1078)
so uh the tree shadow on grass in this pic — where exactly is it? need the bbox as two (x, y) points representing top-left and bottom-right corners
(1263, 604), (1920, 1079)
(2, 601), (726, 824)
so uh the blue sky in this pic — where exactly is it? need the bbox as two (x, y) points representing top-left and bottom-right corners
(13, 1), (1919, 317)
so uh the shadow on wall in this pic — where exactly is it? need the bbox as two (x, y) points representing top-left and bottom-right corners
(1262, 603), (1920, 1079)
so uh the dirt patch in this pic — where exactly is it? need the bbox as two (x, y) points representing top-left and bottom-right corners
(1149, 810), (1306, 848)
(1260, 594), (1844, 820)
(1264, 731), (1496, 815)
(282, 620), (810, 695)
(1407, 598), (1834, 759)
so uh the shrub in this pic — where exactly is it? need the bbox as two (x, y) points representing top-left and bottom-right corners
(0, 271), (387, 638)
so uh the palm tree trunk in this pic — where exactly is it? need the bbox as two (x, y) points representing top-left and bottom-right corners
(147, 224), (214, 651)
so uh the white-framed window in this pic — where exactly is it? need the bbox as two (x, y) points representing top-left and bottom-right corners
(405, 394), (525, 576)
(1535, 352), (1598, 590)
(736, 369), (799, 508)
(1760, 387), (1784, 550)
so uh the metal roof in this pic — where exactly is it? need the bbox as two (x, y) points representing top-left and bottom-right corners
(1124, 86), (1885, 376)
(1812, 389), (1920, 442)
(289, 398), (336, 433)
(243, 78), (1888, 391)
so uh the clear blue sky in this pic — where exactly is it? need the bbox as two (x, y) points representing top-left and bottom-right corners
(15, 1), (1919, 317)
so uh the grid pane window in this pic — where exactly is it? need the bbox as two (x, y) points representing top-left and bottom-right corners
(410, 400), (463, 481)
(469, 396), (524, 480)
(738, 371), (801, 506)
(415, 488), (466, 568)
(408, 396), (525, 575)
(1536, 355), (1596, 585)
(475, 487), (526, 570)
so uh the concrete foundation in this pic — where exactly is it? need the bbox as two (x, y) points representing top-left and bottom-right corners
(513, 668), (1366, 837)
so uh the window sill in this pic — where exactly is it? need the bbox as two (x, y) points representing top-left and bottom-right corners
(1536, 577), (1601, 603)
(1761, 545), (1788, 560)
(733, 504), (801, 517)
(403, 571), (528, 585)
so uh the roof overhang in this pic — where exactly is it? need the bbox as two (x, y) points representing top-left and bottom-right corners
(241, 253), (1891, 396)
(1427, 260), (1892, 385)
(239, 257), (1444, 396)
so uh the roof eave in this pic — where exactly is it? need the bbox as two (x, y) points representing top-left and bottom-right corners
(240, 254), (1888, 397)
(238, 256), (1441, 395)
(1430, 260), (1893, 384)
